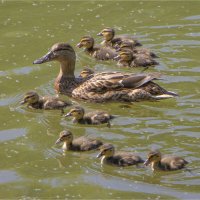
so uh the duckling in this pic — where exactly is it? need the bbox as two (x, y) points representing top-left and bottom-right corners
(20, 91), (71, 112)
(97, 143), (144, 167)
(117, 40), (159, 58)
(97, 28), (142, 49)
(144, 150), (189, 171)
(65, 106), (113, 127)
(115, 50), (159, 68)
(76, 36), (117, 60)
(55, 130), (103, 151)
(79, 67), (94, 79)
(33, 42), (178, 102)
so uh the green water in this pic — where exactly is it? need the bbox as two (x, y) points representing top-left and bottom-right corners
(0, 1), (200, 199)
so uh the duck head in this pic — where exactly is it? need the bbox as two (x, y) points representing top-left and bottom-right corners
(97, 28), (115, 41)
(76, 36), (95, 49)
(144, 150), (162, 166)
(97, 143), (115, 159)
(65, 106), (85, 121)
(114, 50), (133, 62)
(20, 91), (40, 105)
(79, 67), (94, 79)
(55, 130), (73, 145)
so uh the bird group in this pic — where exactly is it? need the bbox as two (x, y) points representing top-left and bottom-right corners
(20, 27), (189, 172)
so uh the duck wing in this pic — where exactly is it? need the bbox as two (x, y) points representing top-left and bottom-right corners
(80, 72), (162, 93)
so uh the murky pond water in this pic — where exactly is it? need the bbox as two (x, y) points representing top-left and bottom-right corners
(0, 1), (200, 199)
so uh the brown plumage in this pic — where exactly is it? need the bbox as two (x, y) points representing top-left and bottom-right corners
(65, 106), (114, 127)
(79, 67), (94, 79)
(144, 150), (189, 171)
(97, 28), (142, 49)
(33, 42), (178, 102)
(97, 143), (144, 167)
(117, 40), (159, 58)
(20, 91), (71, 111)
(115, 50), (159, 68)
(55, 130), (103, 151)
(77, 36), (117, 60)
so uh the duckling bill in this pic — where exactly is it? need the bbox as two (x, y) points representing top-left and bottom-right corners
(55, 130), (103, 151)
(144, 150), (188, 171)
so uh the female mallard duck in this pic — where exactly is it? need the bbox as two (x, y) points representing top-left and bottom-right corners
(117, 40), (159, 58)
(144, 150), (188, 171)
(65, 106), (113, 127)
(97, 28), (142, 49)
(33, 42), (178, 102)
(115, 50), (159, 68)
(97, 143), (144, 166)
(20, 91), (71, 112)
(55, 130), (103, 151)
(76, 36), (117, 60)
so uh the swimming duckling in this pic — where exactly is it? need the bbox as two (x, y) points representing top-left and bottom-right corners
(76, 36), (117, 60)
(115, 50), (159, 68)
(20, 91), (71, 112)
(97, 143), (144, 167)
(79, 67), (94, 79)
(144, 150), (189, 171)
(65, 106), (114, 127)
(97, 28), (142, 49)
(117, 40), (159, 58)
(55, 130), (103, 151)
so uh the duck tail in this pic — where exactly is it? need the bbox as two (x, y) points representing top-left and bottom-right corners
(153, 92), (178, 100)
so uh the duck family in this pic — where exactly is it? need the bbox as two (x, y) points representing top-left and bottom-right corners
(21, 27), (189, 173)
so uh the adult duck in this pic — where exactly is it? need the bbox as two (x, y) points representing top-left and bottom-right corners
(33, 42), (178, 103)
(97, 27), (142, 49)
(76, 36), (117, 60)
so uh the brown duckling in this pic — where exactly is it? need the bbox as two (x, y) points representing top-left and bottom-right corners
(65, 106), (114, 127)
(117, 40), (159, 58)
(97, 143), (144, 167)
(144, 150), (189, 171)
(33, 42), (178, 102)
(115, 50), (159, 68)
(76, 36), (117, 60)
(20, 91), (71, 112)
(55, 130), (103, 151)
(97, 28), (142, 49)
(79, 67), (94, 79)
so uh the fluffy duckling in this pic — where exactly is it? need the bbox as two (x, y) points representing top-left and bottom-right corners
(55, 130), (103, 151)
(116, 50), (159, 68)
(65, 106), (114, 127)
(76, 36), (117, 60)
(144, 150), (189, 171)
(117, 40), (159, 58)
(20, 91), (71, 112)
(79, 67), (94, 79)
(97, 143), (144, 167)
(97, 28), (142, 49)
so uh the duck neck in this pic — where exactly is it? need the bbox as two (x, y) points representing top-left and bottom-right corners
(151, 161), (162, 171)
(59, 60), (75, 78)
(62, 141), (73, 151)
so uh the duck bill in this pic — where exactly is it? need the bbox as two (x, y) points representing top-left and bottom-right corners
(55, 138), (62, 145)
(97, 32), (103, 36)
(96, 152), (103, 158)
(20, 100), (26, 105)
(144, 158), (150, 166)
(113, 55), (120, 61)
(76, 43), (83, 48)
(33, 51), (54, 64)
(64, 112), (72, 117)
